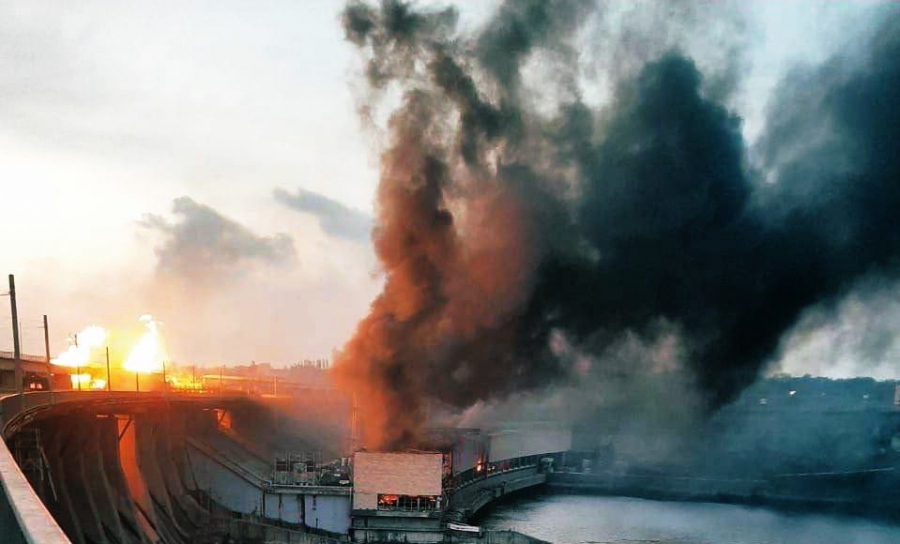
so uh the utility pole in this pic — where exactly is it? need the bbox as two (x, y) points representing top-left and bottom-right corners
(105, 347), (112, 392)
(74, 333), (81, 391)
(43, 315), (52, 392)
(162, 360), (167, 395)
(9, 275), (22, 394)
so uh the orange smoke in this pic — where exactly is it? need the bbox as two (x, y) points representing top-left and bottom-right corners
(332, 95), (543, 450)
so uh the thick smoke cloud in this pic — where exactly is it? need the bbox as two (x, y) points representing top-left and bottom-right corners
(776, 276), (900, 381)
(274, 187), (371, 242)
(141, 196), (295, 281)
(336, 0), (900, 450)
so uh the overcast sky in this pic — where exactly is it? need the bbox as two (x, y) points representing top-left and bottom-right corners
(1, 1), (892, 373)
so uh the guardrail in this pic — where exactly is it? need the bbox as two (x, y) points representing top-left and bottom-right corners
(0, 390), (252, 438)
(0, 390), (254, 543)
(0, 394), (72, 544)
(0, 352), (49, 364)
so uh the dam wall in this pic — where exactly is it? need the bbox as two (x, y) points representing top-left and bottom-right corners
(0, 391), (351, 544)
(451, 466), (546, 517)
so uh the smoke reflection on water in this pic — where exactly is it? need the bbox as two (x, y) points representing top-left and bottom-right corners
(479, 495), (899, 544)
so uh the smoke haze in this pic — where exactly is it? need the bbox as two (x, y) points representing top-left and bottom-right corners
(274, 187), (372, 242)
(141, 196), (296, 282)
(126, 196), (380, 365)
(334, 0), (900, 450)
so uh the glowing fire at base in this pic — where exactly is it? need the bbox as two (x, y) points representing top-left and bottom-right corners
(70, 373), (106, 390)
(123, 315), (166, 374)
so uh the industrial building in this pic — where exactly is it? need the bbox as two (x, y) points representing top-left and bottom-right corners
(351, 451), (445, 542)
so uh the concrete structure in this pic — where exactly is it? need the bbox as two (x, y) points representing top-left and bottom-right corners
(353, 452), (443, 511)
(0, 352), (54, 392)
(351, 452), (445, 543)
(0, 390), (354, 543)
(487, 428), (572, 464)
(0, 389), (568, 543)
(0, 421), (71, 544)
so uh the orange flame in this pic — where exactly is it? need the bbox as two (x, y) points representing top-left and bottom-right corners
(70, 373), (106, 389)
(52, 326), (106, 368)
(123, 315), (165, 374)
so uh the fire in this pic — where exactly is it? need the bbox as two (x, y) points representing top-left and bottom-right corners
(70, 373), (105, 390)
(51, 326), (106, 368)
(70, 373), (91, 388)
(123, 315), (165, 374)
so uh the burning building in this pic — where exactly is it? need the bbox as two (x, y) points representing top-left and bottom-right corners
(351, 451), (445, 542)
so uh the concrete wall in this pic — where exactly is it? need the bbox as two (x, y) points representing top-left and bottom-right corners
(1, 393), (353, 543)
(0, 421), (69, 544)
(305, 493), (351, 534)
(353, 452), (443, 511)
(488, 429), (572, 463)
(264, 491), (304, 524)
(450, 466), (546, 516)
(188, 443), (264, 515)
(187, 425), (351, 533)
(451, 531), (550, 544)
(351, 514), (444, 544)
(0, 483), (29, 544)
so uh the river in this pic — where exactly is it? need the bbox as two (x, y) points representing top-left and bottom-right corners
(478, 494), (900, 544)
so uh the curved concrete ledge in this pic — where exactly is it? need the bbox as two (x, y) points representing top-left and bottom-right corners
(0, 390), (248, 544)
(449, 466), (547, 518)
(0, 390), (251, 439)
(0, 394), (72, 544)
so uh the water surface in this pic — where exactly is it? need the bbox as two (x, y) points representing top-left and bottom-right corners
(479, 494), (899, 544)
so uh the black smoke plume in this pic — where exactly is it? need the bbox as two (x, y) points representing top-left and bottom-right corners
(335, 0), (900, 450)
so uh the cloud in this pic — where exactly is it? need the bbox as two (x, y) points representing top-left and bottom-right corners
(141, 196), (295, 281)
(273, 187), (371, 241)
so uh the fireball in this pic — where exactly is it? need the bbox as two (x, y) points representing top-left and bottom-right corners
(123, 315), (166, 374)
(52, 326), (106, 368)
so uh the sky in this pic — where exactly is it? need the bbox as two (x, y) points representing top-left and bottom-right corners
(1, 0), (895, 376)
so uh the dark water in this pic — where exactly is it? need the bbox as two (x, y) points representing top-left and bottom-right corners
(479, 494), (900, 544)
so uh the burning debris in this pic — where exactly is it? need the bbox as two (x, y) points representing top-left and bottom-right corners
(334, 0), (900, 450)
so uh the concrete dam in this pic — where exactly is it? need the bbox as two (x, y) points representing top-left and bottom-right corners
(0, 389), (568, 544)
